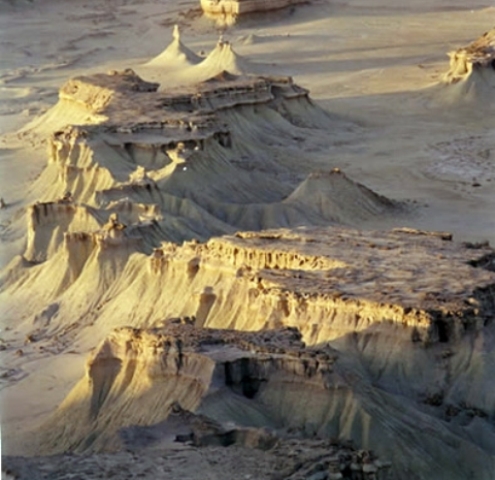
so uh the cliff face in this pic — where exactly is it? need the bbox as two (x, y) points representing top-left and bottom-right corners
(444, 28), (495, 84)
(4, 27), (495, 480)
(6, 226), (495, 477)
(14, 51), (398, 269)
(36, 326), (326, 451)
(148, 228), (495, 346)
(25, 202), (101, 263)
(34, 319), (495, 480)
(10, 225), (494, 350)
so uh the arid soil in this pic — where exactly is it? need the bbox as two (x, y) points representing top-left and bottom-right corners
(1, 0), (494, 479)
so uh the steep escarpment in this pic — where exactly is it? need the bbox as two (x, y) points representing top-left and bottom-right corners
(4, 225), (494, 480)
(35, 325), (327, 452)
(31, 321), (495, 480)
(3, 23), (495, 480)
(4, 226), (495, 351)
(5, 38), (405, 294)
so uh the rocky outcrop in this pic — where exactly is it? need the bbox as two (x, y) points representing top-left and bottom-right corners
(147, 227), (495, 345)
(443, 28), (495, 84)
(5, 26), (495, 480)
(25, 202), (101, 263)
(35, 325), (337, 452)
(31, 320), (495, 479)
(441, 27), (495, 103)
(13, 52), (389, 265)
(7, 225), (495, 350)
(201, 0), (307, 16)
(3, 436), (391, 480)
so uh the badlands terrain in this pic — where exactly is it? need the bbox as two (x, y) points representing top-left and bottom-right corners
(1, 0), (495, 479)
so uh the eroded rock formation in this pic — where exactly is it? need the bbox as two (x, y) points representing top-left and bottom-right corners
(441, 27), (495, 103)
(3, 27), (495, 480)
(201, 0), (308, 17)
(444, 28), (495, 84)
(29, 316), (495, 480)
(12, 46), (399, 272)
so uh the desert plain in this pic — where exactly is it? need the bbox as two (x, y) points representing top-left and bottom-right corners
(0, 0), (494, 479)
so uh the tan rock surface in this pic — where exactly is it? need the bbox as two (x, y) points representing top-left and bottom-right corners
(1, 2), (495, 480)
(438, 27), (495, 105)
(200, 0), (307, 17)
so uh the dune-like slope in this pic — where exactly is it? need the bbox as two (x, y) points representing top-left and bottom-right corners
(146, 25), (202, 68)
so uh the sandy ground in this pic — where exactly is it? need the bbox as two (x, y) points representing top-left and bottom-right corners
(0, 0), (494, 467)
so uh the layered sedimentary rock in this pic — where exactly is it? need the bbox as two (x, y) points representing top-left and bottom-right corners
(31, 315), (495, 479)
(201, 0), (307, 16)
(5, 225), (495, 351)
(12, 42), (398, 270)
(4, 225), (495, 480)
(4, 27), (495, 480)
(36, 325), (333, 451)
(143, 227), (495, 345)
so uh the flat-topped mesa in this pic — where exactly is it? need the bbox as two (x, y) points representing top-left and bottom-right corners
(58, 68), (307, 123)
(200, 0), (307, 16)
(43, 71), (308, 174)
(149, 227), (495, 344)
(444, 28), (495, 84)
(59, 68), (159, 114)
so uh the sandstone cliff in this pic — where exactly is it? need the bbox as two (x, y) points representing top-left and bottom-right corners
(3, 226), (495, 480)
(30, 318), (495, 480)
(11, 53), (400, 272)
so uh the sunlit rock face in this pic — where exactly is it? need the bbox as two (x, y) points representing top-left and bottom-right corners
(200, 0), (307, 16)
(444, 28), (495, 84)
(3, 27), (495, 480)
(9, 225), (495, 479)
(440, 28), (495, 104)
